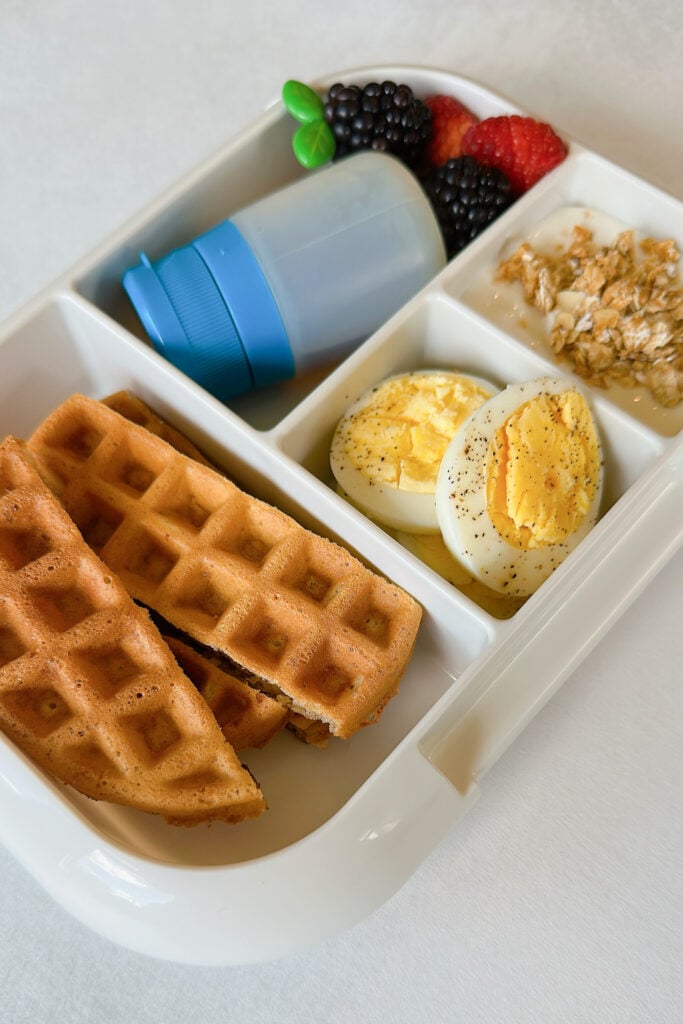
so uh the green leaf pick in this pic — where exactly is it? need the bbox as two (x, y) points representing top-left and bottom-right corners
(292, 120), (336, 169)
(282, 80), (325, 125)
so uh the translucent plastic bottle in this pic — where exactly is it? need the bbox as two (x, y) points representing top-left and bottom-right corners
(123, 152), (446, 402)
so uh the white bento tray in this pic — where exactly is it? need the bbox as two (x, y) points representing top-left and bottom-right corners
(1, 65), (681, 966)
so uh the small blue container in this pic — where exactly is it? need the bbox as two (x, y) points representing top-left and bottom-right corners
(123, 152), (446, 402)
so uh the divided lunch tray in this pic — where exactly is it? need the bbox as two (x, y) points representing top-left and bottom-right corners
(1, 65), (681, 965)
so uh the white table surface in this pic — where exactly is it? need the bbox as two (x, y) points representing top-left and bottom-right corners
(1, 2), (681, 1022)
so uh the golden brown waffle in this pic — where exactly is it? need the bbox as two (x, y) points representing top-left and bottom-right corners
(163, 634), (288, 750)
(101, 391), (213, 466)
(0, 436), (265, 826)
(28, 395), (422, 739)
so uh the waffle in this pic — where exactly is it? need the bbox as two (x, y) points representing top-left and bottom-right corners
(28, 395), (422, 738)
(287, 712), (332, 748)
(101, 391), (213, 466)
(0, 436), (265, 826)
(163, 634), (288, 750)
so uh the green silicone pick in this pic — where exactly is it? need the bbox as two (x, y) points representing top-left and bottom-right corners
(282, 79), (336, 168)
(282, 79), (324, 124)
(292, 121), (336, 169)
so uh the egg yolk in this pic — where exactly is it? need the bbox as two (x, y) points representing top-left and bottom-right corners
(341, 373), (493, 494)
(485, 390), (600, 550)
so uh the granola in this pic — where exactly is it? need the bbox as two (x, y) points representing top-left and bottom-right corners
(496, 224), (683, 407)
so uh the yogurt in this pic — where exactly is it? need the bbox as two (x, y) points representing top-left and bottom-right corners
(463, 205), (683, 437)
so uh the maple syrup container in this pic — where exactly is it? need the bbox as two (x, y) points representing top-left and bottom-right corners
(123, 151), (446, 401)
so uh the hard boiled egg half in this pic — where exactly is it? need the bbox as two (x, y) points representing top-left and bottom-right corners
(330, 370), (497, 533)
(435, 377), (604, 596)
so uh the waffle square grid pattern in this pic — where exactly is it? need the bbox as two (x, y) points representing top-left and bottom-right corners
(28, 396), (422, 739)
(162, 633), (288, 750)
(0, 437), (265, 825)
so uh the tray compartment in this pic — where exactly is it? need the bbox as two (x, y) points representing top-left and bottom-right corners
(453, 150), (683, 436)
(277, 290), (666, 617)
(0, 290), (494, 865)
(69, 68), (526, 434)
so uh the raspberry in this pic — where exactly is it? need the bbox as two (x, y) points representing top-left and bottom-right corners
(423, 95), (478, 167)
(422, 156), (513, 259)
(323, 81), (433, 168)
(461, 115), (567, 195)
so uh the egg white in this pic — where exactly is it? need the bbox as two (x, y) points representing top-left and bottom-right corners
(330, 370), (497, 533)
(435, 377), (604, 597)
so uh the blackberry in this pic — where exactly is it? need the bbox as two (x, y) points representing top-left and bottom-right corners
(421, 156), (513, 259)
(323, 80), (432, 167)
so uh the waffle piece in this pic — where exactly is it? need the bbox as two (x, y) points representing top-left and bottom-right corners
(0, 437), (265, 826)
(287, 712), (332, 748)
(163, 634), (288, 749)
(28, 395), (422, 739)
(101, 391), (213, 466)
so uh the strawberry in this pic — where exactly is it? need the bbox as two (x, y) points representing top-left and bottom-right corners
(423, 94), (478, 167)
(461, 115), (567, 195)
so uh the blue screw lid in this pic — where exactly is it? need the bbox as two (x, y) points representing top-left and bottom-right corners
(122, 221), (294, 401)
(193, 221), (294, 389)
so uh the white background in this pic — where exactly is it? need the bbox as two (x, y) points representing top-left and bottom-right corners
(1, 2), (681, 1022)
